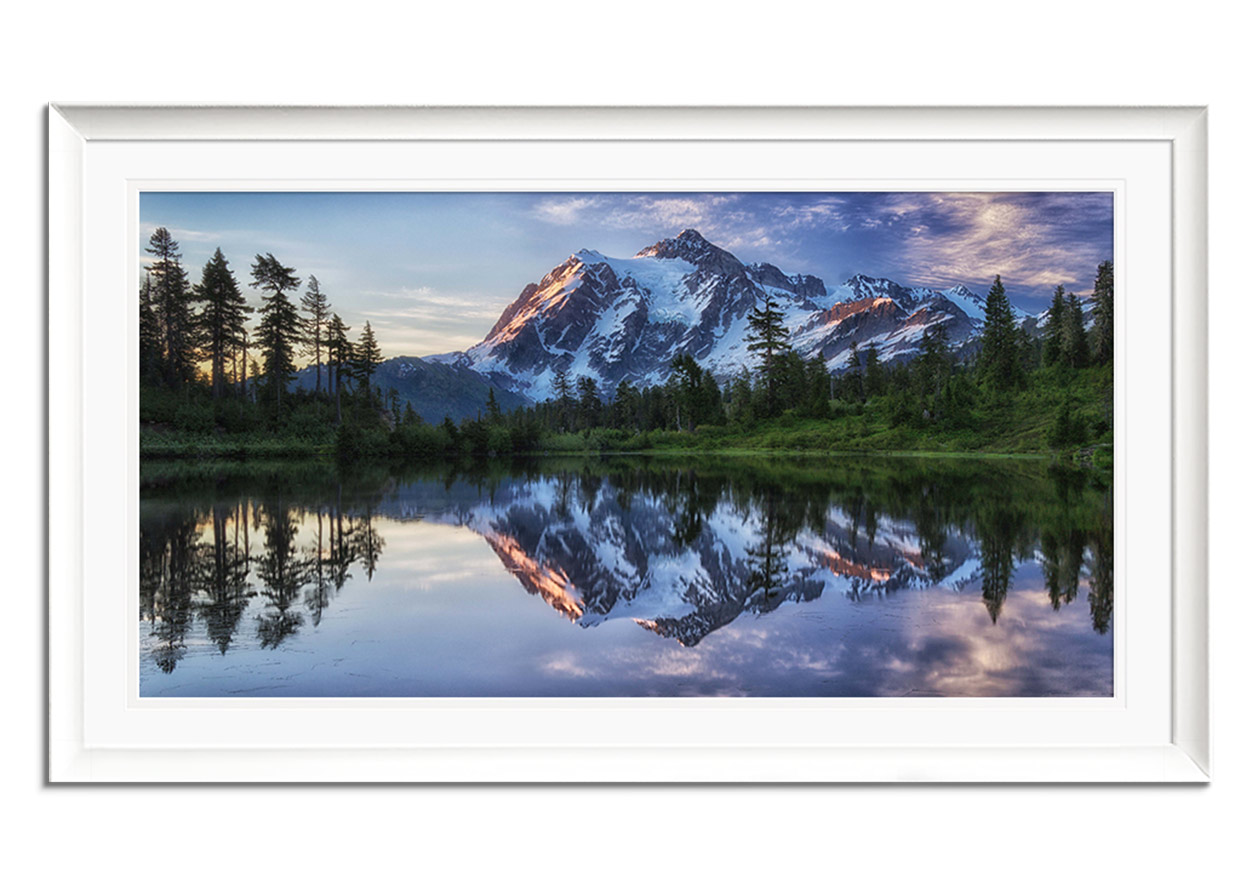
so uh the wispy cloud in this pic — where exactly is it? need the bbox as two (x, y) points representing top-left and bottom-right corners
(352, 285), (514, 353)
(139, 222), (225, 244)
(885, 193), (1112, 296)
(531, 191), (1111, 302)
(530, 196), (607, 226)
(532, 193), (747, 240)
(143, 190), (1113, 357)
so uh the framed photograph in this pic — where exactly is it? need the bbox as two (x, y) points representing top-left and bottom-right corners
(48, 105), (1208, 782)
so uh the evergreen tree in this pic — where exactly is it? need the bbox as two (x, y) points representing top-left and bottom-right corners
(773, 350), (807, 411)
(863, 344), (886, 398)
(441, 416), (459, 446)
(1091, 260), (1114, 365)
(610, 379), (641, 429)
(485, 387), (502, 423)
(1047, 395), (1088, 448)
(669, 355), (709, 430)
(576, 376), (601, 430)
(250, 254), (302, 409)
(726, 368), (754, 425)
(1042, 286), (1067, 367)
(551, 370), (574, 431)
(193, 248), (250, 399)
(235, 326), (251, 401)
(1062, 292), (1089, 368)
(325, 314), (352, 424)
(300, 275), (331, 394)
(977, 275), (1020, 391)
(145, 227), (196, 388)
(1017, 322), (1039, 373)
(746, 294), (791, 416)
(840, 342), (865, 403)
(917, 324), (951, 419)
(803, 356), (832, 417)
(699, 371), (725, 425)
(326, 314), (351, 389)
(138, 274), (163, 385)
(354, 321), (384, 391)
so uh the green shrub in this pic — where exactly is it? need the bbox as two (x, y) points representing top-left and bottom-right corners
(172, 401), (214, 434)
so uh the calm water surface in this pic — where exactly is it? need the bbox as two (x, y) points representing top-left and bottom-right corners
(140, 456), (1112, 696)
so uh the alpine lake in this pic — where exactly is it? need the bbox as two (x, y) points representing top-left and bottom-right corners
(140, 454), (1112, 697)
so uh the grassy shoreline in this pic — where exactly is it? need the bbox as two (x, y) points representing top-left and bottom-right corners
(140, 429), (1101, 466)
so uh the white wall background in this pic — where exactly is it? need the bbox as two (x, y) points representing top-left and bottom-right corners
(5, 2), (1245, 871)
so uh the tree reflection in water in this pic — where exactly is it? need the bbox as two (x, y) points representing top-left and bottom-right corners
(140, 456), (1112, 681)
(140, 465), (387, 671)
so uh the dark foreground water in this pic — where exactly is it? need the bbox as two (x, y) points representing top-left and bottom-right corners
(140, 455), (1112, 697)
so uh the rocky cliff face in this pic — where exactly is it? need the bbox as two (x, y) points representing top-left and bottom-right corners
(434, 229), (1035, 401)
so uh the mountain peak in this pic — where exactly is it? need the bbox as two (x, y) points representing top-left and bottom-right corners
(636, 228), (711, 258)
(457, 237), (1036, 401)
(635, 229), (744, 276)
(844, 274), (905, 296)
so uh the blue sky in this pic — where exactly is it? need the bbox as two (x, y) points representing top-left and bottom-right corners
(141, 191), (1112, 359)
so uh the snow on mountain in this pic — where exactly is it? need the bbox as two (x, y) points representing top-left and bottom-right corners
(446, 229), (1036, 401)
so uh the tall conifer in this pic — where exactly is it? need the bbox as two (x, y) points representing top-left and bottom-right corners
(301, 275), (331, 394)
(1042, 286), (1067, 367)
(250, 253), (302, 409)
(1062, 292), (1089, 368)
(977, 275), (1020, 391)
(145, 227), (196, 388)
(1091, 260), (1114, 365)
(354, 321), (384, 391)
(194, 248), (250, 398)
(747, 294), (791, 415)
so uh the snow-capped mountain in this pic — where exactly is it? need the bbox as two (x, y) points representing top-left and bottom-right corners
(434, 229), (1034, 402)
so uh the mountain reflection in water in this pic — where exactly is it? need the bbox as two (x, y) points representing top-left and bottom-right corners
(140, 456), (1112, 697)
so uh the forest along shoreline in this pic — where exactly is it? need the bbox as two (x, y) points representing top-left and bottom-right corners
(138, 227), (1113, 469)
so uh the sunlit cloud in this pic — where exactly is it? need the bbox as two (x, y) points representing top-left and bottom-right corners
(886, 193), (1112, 296)
(532, 193), (744, 239)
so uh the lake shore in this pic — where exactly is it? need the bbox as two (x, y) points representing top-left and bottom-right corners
(140, 428), (1108, 468)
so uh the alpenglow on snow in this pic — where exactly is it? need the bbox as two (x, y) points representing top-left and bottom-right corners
(429, 229), (1036, 402)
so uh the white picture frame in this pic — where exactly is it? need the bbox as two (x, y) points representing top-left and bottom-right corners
(48, 105), (1208, 783)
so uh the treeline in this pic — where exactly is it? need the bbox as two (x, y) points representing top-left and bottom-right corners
(142, 227), (1114, 461)
(140, 227), (393, 444)
(824, 266), (1114, 448)
(368, 264), (1114, 459)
